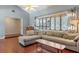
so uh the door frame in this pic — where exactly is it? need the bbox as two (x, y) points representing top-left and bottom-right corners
(4, 16), (23, 38)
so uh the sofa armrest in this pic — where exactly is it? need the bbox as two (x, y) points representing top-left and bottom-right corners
(19, 38), (26, 46)
(74, 35), (79, 42)
(77, 40), (79, 52)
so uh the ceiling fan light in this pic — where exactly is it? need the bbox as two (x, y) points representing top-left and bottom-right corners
(25, 5), (38, 11)
(25, 7), (35, 11)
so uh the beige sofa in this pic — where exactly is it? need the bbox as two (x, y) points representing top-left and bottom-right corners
(19, 30), (79, 52)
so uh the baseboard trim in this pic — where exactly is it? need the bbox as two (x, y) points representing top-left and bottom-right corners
(5, 34), (20, 38)
(0, 36), (5, 39)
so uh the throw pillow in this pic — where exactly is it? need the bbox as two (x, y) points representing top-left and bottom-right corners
(26, 30), (35, 36)
(63, 33), (76, 40)
(46, 31), (53, 36)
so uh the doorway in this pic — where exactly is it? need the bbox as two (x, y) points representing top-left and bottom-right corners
(5, 17), (21, 38)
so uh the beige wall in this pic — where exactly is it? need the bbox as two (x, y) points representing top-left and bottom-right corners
(5, 17), (21, 35)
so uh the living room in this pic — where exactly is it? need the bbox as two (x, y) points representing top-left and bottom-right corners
(0, 5), (79, 53)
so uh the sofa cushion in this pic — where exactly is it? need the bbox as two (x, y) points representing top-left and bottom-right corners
(38, 31), (46, 35)
(42, 35), (76, 46)
(63, 33), (77, 40)
(46, 31), (64, 37)
(52, 32), (64, 37)
(46, 31), (53, 36)
(19, 35), (41, 41)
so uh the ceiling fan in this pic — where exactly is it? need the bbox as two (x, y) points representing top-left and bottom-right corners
(25, 5), (38, 11)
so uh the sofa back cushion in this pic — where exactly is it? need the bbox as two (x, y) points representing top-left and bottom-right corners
(37, 31), (46, 35)
(46, 30), (79, 40)
(52, 32), (64, 37)
(63, 33), (77, 40)
(46, 31), (64, 37)
(46, 31), (53, 36)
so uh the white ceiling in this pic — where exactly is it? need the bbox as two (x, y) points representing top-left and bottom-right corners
(19, 5), (53, 13)
(19, 5), (79, 14)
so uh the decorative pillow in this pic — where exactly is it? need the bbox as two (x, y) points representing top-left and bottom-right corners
(46, 31), (53, 36)
(46, 31), (64, 37)
(26, 30), (35, 36)
(51, 32), (57, 36)
(52, 32), (64, 37)
(63, 33), (76, 40)
(74, 35), (79, 42)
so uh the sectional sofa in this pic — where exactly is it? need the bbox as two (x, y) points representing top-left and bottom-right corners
(19, 30), (79, 52)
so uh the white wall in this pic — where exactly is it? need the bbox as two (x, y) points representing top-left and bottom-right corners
(0, 5), (29, 39)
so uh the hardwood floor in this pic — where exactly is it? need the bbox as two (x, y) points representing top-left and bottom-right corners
(0, 37), (76, 53)
(0, 37), (38, 53)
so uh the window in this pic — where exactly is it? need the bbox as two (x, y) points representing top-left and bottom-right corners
(46, 17), (51, 30)
(51, 17), (54, 30)
(35, 13), (70, 31)
(36, 18), (39, 26)
(35, 18), (39, 29)
(43, 18), (46, 30)
(56, 16), (60, 30)
(39, 18), (43, 30)
(62, 15), (69, 31)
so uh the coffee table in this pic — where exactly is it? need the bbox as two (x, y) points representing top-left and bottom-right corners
(36, 39), (66, 53)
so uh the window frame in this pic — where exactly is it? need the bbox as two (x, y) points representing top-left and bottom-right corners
(34, 14), (69, 31)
